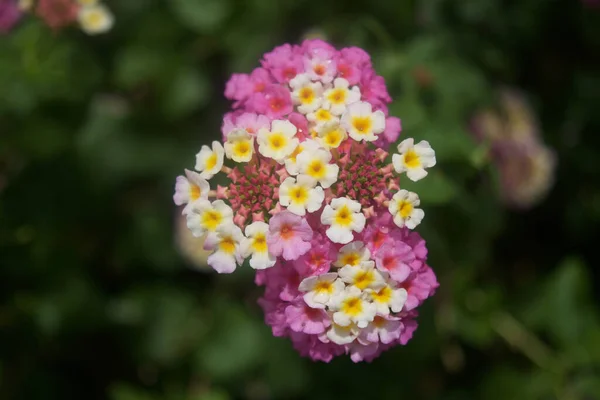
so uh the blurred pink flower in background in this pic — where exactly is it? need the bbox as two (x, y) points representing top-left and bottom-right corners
(0, 0), (22, 33)
(471, 89), (556, 209)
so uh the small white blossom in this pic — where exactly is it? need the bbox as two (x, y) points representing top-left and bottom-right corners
(295, 147), (339, 188)
(330, 286), (376, 328)
(204, 223), (244, 273)
(173, 169), (209, 214)
(320, 197), (366, 244)
(341, 101), (385, 142)
(224, 128), (254, 163)
(290, 73), (324, 114)
(323, 78), (361, 115)
(338, 261), (386, 291)
(186, 200), (233, 237)
(333, 241), (371, 268)
(78, 4), (114, 35)
(392, 138), (436, 182)
(195, 141), (225, 179)
(257, 120), (298, 162)
(298, 273), (345, 309)
(240, 221), (276, 270)
(279, 175), (325, 216)
(388, 189), (424, 229)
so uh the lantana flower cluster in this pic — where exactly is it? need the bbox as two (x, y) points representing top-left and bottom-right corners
(174, 40), (439, 362)
(0, 0), (113, 35)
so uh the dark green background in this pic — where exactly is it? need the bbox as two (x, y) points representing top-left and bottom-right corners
(1, 0), (599, 399)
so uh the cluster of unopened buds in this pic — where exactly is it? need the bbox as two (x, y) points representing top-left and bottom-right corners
(174, 40), (439, 363)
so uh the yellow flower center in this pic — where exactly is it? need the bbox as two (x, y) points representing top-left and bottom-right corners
(351, 116), (372, 134)
(323, 129), (343, 147)
(233, 141), (251, 158)
(316, 109), (332, 121)
(398, 200), (413, 218)
(202, 210), (222, 231)
(84, 11), (105, 29)
(289, 145), (303, 163)
(315, 280), (333, 294)
(189, 184), (201, 201)
(290, 186), (308, 204)
(328, 88), (346, 105)
(307, 160), (325, 179)
(372, 286), (392, 304)
(339, 253), (360, 267)
(341, 297), (363, 317)
(252, 234), (267, 253)
(206, 153), (218, 170)
(403, 149), (421, 168)
(219, 236), (236, 254)
(299, 87), (315, 104)
(268, 133), (286, 150)
(334, 205), (353, 227)
(354, 270), (374, 290)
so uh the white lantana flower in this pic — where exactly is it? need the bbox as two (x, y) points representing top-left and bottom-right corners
(367, 284), (408, 316)
(173, 169), (210, 214)
(195, 141), (225, 179)
(224, 128), (254, 163)
(341, 101), (385, 142)
(290, 73), (324, 114)
(316, 121), (347, 149)
(298, 273), (345, 309)
(284, 139), (320, 176)
(323, 78), (361, 115)
(279, 176), (325, 216)
(330, 286), (376, 328)
(257, 120), (298, 162)
(392, 138), (436, 182)
(295, 147), (339, 188)
(388, 189), (425, 229)
(241, 221), (276, 270)
(333, 241), (371, 268)
(327, 323), (359, 345)
(307, 106), (338, 128)
(78, 4), (114, 35)
(186, 200), (233, 237)
(338, 261), (386, 291)
(321, 197), (366, 244)
(204, 223), (244, 273)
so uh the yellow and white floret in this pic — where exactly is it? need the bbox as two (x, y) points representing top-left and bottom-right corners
(204, 223), (244, 274)
(257, 120), (299, 162)
(224, 128), (254, 163)
(323, 78), (361, 115)
(284, 139), (320, 176)
(195, 141), (225, 179)
(392, 138), (436, 182)
(241, 221), (276, 270)
(290, 73), (324, 114)
(366, 283), (408, 316)
(295, 146), (339, 188)
(338, 261), (386, 291)
(186, 199), (233, 237)
(341, 101), (385, 142)
(388, 189), (424, 229)
(330, 286), (376, 328)
(320, 197), (366, 244)
(316, 121), (347, 149)
(299, 273), (345, 309)
(278, 175), (325, 216)
(326, 322), (359, 345)
(78, 4), (114, 35)
(333, 241), (371, 268)
(174, 169), (210, 214)
(307, 106), (338, 129)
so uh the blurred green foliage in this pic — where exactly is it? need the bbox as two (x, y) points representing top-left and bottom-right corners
(1, 0), (599, 399)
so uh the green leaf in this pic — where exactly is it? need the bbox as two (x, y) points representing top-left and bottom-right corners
(170, 0), (232, 33)
(162, 67), (211, 119)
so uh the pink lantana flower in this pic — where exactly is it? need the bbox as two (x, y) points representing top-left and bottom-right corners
(267, 211), (313, 261)
(285, 301), (331, 334)
(252, 84), (293, 118)
(373, 242), (415, 282)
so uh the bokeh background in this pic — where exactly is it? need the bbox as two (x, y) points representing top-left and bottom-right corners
(1, 0), (600, 399)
